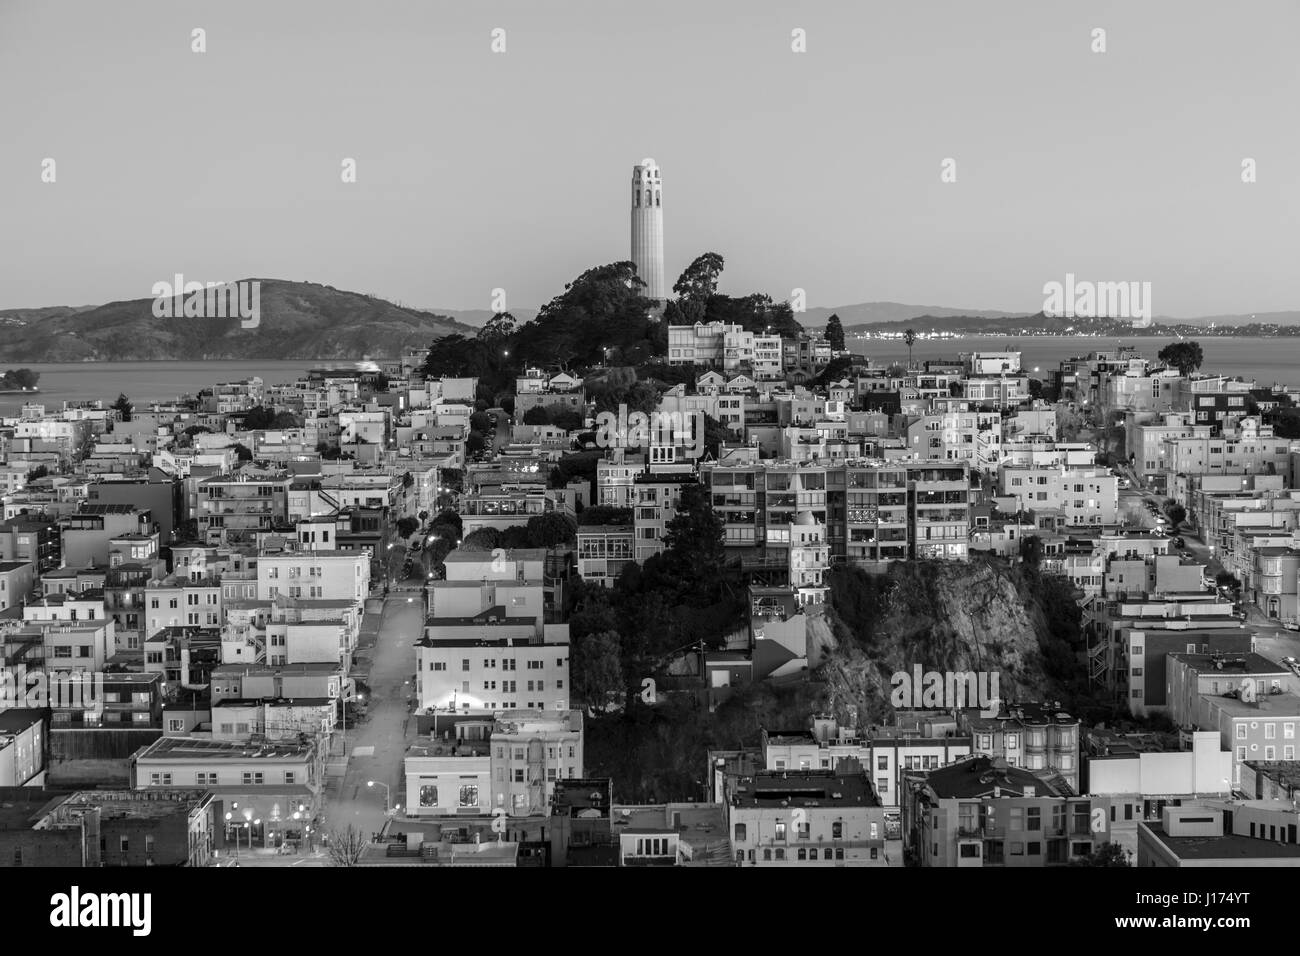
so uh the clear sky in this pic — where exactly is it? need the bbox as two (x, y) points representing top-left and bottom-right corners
(1, 0), (1296, 316)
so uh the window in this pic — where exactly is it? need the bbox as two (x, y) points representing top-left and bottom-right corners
(285, 772), (295, 785)
(513, 769), (524, 783)
(168, 718), (185, 732)
(459, 785), (479, 807)
(774, 821), (787, 842)
(1265, 723), (1277, 740)
(120, 836), (129, 854)
(734, 824), (747, 842)
(835, 848), (844, 861)
(1236, 724), (1248, 740)
(832, 821), (843, 839)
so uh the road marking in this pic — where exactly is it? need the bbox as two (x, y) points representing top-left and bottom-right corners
(352, 746), (375, 757)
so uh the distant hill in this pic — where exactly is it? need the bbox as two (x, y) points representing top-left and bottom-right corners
(0, 281), (474, 361)
(802, 302), (1029, 329)
(806, 302), (1300, 333)
(424, 308), (539, 328)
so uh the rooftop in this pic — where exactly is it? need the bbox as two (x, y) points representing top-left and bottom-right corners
(730, 770), (879, 809)
(1143, 821), (1300, 861)
(134, 736), (314, 761)
(1170, 652), (1290, 675)
(923, 755), (1068, 800)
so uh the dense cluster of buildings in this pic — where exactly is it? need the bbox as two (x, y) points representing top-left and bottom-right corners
(3, 333), (1300, 868)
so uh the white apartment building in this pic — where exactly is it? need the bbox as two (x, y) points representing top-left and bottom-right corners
(256, 551), (370, 604)
(1000, 466), (1118, 526)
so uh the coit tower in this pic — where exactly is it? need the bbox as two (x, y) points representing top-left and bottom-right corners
(630, 158), (665, 302)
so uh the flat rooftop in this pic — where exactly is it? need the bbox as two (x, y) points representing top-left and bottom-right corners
(1171, 652), (1290, 675)
(0, 788), (73, 830)
(730, 771), (880, 809)
(135, 736), (313, 761)
(1207, 692), (1300, 718)
(1143, 822), (1300, 862)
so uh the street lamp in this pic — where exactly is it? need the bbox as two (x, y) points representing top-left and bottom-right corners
(367, 780), (392, 815)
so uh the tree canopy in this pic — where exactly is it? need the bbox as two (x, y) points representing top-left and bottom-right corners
(1157, 341), (1204, 376)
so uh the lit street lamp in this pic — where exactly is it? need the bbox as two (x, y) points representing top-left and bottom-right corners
(367, 780), (397, 816)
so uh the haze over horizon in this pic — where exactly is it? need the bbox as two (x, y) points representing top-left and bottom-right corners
(2, 0), (1296, 317)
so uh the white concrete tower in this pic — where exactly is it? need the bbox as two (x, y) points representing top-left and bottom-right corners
(630, 158), (665, 302)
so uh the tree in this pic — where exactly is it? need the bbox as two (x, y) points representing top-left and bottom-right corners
(499, 525), (533, 549)
(903, 329), (917, 370)
(672, 252), (725, 323)
(460, 527), (500, 551)
(232, 443), (253, 462)
(1269, 406), (1300, 439)
(702, 414), (731, 459)
(650, 483), (725, 602)
(25, 465), (49, 482)
(326, 825), (368, 866)
(183, 424), (211, 437)
(395, 516), (419, 539)
(466, 431), (486, 454)
(271, 411), (301, 429)
(572, 629), (624, 716)
(522, 406), (550, 426)
(0, 368), (39, 390)
(1157, 341), (1204, 377)
(425, 536), (452, 578)
(824, 313), (845, 351)
(1019, 534), (1043, 569)
(1069, 842), (1132, 867)
(546, 405), (584, 432)
(470, 411), (493, 433)
(112, 393), (133, 422)
(1163, 501), (1187, 529)
(478, 310), (517, 345)
(526, 512), (577, 549)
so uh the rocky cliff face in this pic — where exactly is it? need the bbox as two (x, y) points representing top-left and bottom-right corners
(813, 561), (1059, 727)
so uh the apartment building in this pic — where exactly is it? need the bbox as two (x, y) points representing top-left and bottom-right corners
(963, 702), (1082, 794)
(198, 472), (292, 544)
(256, 550), (369, 605)
(129, 736), (321, 851)
(575, 521), (633, 588)
(490, 710), (584, 815)
(704, 458), (971, 567)
(999, 466), (1118, 527)
(907, 755), (1109, 867)
(1165, 653), (1299, 785)
(1138, 801), (1300, 866)
(727, 769), (889, 866)
(632, 470), (696, 563)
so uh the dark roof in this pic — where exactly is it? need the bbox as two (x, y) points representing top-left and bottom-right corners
(1143, 822), (1300, 861)
(923, 755), (1068, 800)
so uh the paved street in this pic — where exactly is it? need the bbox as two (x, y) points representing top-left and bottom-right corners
(324, 595), (422, 844)
(1118, 464), (1300, 665)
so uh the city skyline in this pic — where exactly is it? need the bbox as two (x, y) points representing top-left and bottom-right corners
(2, 0), (1297, 316)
